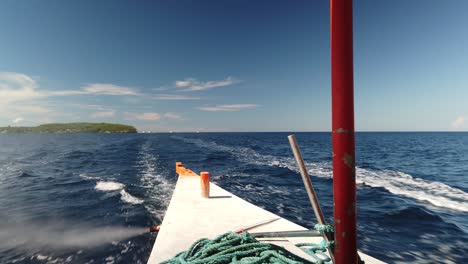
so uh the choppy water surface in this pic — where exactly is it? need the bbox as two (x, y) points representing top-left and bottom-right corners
(0, 132), (467, 263)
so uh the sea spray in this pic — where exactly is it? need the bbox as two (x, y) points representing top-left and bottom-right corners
(0, 221), (147, 250)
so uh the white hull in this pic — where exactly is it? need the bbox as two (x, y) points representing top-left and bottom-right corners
(147, 163), (385, 263)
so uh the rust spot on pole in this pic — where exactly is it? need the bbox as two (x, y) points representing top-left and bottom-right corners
(342, 153), (355, 168)
(333, 128), (352, 134)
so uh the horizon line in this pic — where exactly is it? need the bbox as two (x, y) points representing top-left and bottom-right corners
(137, 130), (468, 133)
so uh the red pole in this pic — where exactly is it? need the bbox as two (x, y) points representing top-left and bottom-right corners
(330, 0), (357, 263)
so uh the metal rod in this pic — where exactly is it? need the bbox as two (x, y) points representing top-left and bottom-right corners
(331, 0), (357, 263)
(250, 230), (321, 238)
(288, 134), (335, 263)
(234, 217), (281, 233)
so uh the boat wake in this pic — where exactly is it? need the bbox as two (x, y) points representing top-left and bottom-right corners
(80, 175), (144, 205)
(173, 136), (468, 212)
(137, 141), (175, 221)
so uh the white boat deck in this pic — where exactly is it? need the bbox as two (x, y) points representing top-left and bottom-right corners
(147, 163), (385, 263)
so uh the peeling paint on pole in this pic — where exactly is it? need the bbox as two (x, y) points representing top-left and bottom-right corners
(342, 153), (354, 169)
(333, 128), (352, 134)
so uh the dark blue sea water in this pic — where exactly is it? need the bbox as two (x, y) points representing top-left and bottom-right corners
(0, 132), (467, 263)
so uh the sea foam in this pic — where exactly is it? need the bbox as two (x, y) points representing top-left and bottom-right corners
(137, 141), (175, 221)
(95, 181), (125, 191)
(120, 189), (144, 205)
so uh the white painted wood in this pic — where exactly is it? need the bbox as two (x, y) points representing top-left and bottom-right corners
(147, 172), (385, 263)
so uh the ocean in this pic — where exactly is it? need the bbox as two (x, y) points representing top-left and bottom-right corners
(0, 132), (466, 263)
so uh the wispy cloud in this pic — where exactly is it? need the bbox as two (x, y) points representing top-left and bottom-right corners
(0, 72), (139, 105)
(73, 104), (108, 111)
(91, 111), (116, 119)
(12, 117), (24, 124)
(174, 77), (240, 92)
(47, 84), (139, 96)
(0, 72), (42, 103)
(163, 112), (184, 120)
(0, 72), (143, 125)
(175, 78), (197, 88)
(1, 103), (55, 126)
(151, 94), (201, 100)
(452, 116), (465, 130)
(124, 112), (184, 121)
(125, 112), (161, 121)
(19, 105), (51, 114)
(0, 72), (244, 128)
(197, 104), (257, 112)
(81, 83), (139, 96)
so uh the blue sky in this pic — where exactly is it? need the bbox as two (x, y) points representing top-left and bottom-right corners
(0, 0), (467, 132)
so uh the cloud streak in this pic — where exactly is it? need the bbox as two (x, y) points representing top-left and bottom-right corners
(174, 77), (240, 92)
(125, 112), (161, 121)
(0, 72), (139, 105)
(151, 94), (200, 100)
(175, 78), (197, 88)
(81, 83), (139, 96)
(91, 111), (116, 119)
(163, 112), (184, 120)
(12, 117), (24, 124)
(197, 104), (257, 112)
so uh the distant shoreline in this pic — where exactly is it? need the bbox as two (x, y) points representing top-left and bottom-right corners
(0, 123), (137, 134)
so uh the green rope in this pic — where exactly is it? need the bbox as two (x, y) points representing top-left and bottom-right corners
(295, 224), (334, 264)
(314, 224), (334, 233)
(161, 225), (335, 264)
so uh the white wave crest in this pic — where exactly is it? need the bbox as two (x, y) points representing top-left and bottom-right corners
(173, 136), (468, 212)
(120, 189), (144, 205)
(95, 181), (125, 192)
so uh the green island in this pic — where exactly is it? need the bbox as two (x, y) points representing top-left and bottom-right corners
(0, 123), (137, 134)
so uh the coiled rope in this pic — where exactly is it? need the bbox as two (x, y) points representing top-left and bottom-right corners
(161, 225), (334, 264)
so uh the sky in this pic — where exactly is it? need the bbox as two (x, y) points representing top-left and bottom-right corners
(0, 0), (467, 132)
